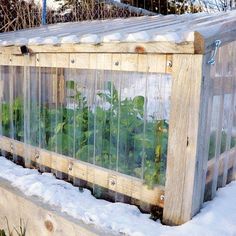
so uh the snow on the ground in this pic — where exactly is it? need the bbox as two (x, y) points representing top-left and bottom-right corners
(0, 156), (236, 236)
(25, 0), (64, 10)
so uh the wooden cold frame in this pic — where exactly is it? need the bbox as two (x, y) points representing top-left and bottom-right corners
(0, 31), (236, 226)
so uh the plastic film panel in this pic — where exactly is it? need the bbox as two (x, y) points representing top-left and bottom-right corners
(205, 40), (236, 201)
(0, 63), (171, 209)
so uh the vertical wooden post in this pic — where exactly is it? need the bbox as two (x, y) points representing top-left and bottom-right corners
(163, 54), (211, 225)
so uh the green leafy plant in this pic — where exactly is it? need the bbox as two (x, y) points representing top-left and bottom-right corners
(1, 81), (169, 187)
(3, 80), (236, 188)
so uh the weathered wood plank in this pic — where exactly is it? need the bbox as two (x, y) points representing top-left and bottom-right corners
(206, 147), (236, 185)
(163, 54), (210, 225)
(0, 135), (165, 207)
(0, 53), (169, 74)
(0, 177), (108, 236)
(0, 41), (195, 55)
(213, 76), (235, 95)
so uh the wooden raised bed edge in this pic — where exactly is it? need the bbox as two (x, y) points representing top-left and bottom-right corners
(0, 135), (165, 208)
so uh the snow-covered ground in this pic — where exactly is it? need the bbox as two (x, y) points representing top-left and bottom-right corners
(0, 156), (236, 235)
(26, 0), (65, 10)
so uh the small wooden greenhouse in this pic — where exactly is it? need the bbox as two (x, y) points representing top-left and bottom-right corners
(0, 11), (236, 226)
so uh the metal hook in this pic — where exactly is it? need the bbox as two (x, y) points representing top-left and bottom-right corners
(208, 40), (222, 65)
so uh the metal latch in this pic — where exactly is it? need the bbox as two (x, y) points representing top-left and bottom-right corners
(208, 40), (222, 65)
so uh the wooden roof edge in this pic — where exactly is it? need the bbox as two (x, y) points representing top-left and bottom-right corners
(194, 17), (236, 55)
(0, 41), (195, 55)
(0, 28), (235, 56)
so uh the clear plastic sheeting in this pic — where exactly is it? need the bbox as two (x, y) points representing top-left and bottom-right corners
(62, 69), (171, 187)
(0, 65), (172, 189)
(205, 41), (236, 201)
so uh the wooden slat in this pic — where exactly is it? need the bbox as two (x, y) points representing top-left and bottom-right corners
(0, 41), (195, 55)
(0, 54), (36, 66)
(222, 85), (235, 187)
(211, 94), (224, 198)
(0, 54), (11, 65)
(163, 54), (211, 225)
(0, 135), (165, 207)
(0, 53), (168, 74)
(212, 76), (235, 95)
(206, 147), (236, 185)
(36, 53), (70, 68)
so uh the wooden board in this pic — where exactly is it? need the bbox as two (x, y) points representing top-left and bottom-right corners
(0, 177), (109, 236)
(206, 147), (236, 185)
(163, 54), (211, 225)
(0, 41), (195, 55)
(0, 53), (169, 74)
(213, 76), (235, 95)
(0, 135), (165, 208)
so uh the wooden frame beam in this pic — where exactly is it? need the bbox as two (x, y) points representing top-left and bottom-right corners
(0, 41), (195, 55)
(206, 147), (236, 186)
(0, 135), (165, 208)
(0, 53), (170, 74)
(163, 54), (211, 225)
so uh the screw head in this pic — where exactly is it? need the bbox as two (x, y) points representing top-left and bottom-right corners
(167, 60), (172, 68)
(68, 162), (73, 171)
(110, 179), (116, 186)
(10, 143), (13, 151)
(35, 152), (40, 159)
(160, 194), (165, 201)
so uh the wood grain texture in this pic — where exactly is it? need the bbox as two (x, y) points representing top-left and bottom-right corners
(206, 147), (236, 185)
(0, 135), (165, 207)
(0, 177), (109, 236)
(0, 41), (195, 55)
(0, 53), (169, 74)
(163, 54), (211, 225)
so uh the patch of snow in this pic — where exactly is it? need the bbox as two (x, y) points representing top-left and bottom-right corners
(183, 31), (195, 41)
(60, 9), (72, 16)
(0, 156), (236, 235)
(26, 0), (65, 11)
(61, 35), (80, 44)
(153, 32), (182, 42)
(28, 37), (43, 45)
(0, 40), (14, 46)
(102, 32), (123, 42)
(42, 36), (60, 45)
(79, 34), (101, 44)
(14, 38), (28, 46)
(125, 31), (151, 42)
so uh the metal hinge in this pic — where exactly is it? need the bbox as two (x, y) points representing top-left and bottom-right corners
(207, 40), (222, 65)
